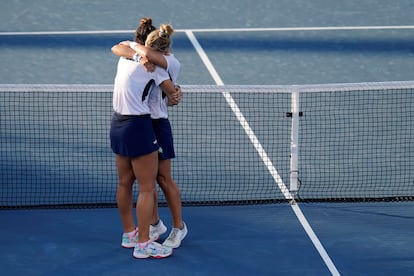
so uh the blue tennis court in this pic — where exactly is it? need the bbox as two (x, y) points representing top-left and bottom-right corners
(2, 202), (414, 275)
(1, 1), (414, 275)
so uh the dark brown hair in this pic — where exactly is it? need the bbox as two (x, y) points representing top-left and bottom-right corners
(133, 17), (156, 45)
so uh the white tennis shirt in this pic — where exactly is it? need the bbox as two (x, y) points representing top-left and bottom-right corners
(148, 54), (181, 119)
(112, 58), (170, 115)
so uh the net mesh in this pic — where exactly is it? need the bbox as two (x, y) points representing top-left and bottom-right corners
(1, 82), (413, 209)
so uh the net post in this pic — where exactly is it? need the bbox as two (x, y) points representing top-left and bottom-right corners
(290, 90), (300, 194)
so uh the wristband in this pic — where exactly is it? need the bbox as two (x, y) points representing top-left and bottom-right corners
(132, 53), (141, 62)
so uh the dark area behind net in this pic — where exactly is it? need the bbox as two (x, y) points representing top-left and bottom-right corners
(1, 83), (413, 209)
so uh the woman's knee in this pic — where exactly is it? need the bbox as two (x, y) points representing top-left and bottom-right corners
(118, 172), (135, 187)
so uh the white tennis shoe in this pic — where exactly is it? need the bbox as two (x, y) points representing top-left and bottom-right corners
(133, 241), (172, 259)
(150, 219), (167, 241)
(163, 222), (188, 248)
(121, 228), (138, 248)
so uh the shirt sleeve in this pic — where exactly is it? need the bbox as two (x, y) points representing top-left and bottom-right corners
(152, 66), (170, 86)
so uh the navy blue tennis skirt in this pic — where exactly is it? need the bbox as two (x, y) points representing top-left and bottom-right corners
(110, 113), (159, 158)
(152, 118), (175, 160)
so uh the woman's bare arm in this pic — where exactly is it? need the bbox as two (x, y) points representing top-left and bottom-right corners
(111, 42), (156, 72)
(159, 80), (182, 106)
(130, 43), (168, 69)
(111, 44), (136, 59)
(113, 41), (168, 69)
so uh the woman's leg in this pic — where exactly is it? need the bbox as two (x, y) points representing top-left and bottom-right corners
(131, 150), (159, 243)
(115, 154), (136, 233)
(152, 187), (160, 224)
(157, 159), (184, 229)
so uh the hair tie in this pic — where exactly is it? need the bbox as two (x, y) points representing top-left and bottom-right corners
(159, 29), (168, 38)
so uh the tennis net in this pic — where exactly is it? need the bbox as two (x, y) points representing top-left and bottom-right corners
(1, 82), (413, 209)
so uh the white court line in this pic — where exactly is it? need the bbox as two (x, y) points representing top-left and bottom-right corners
(185, 30), (341, 276)
(1, 25), (414, 35)
(186, 25), (414, 32)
